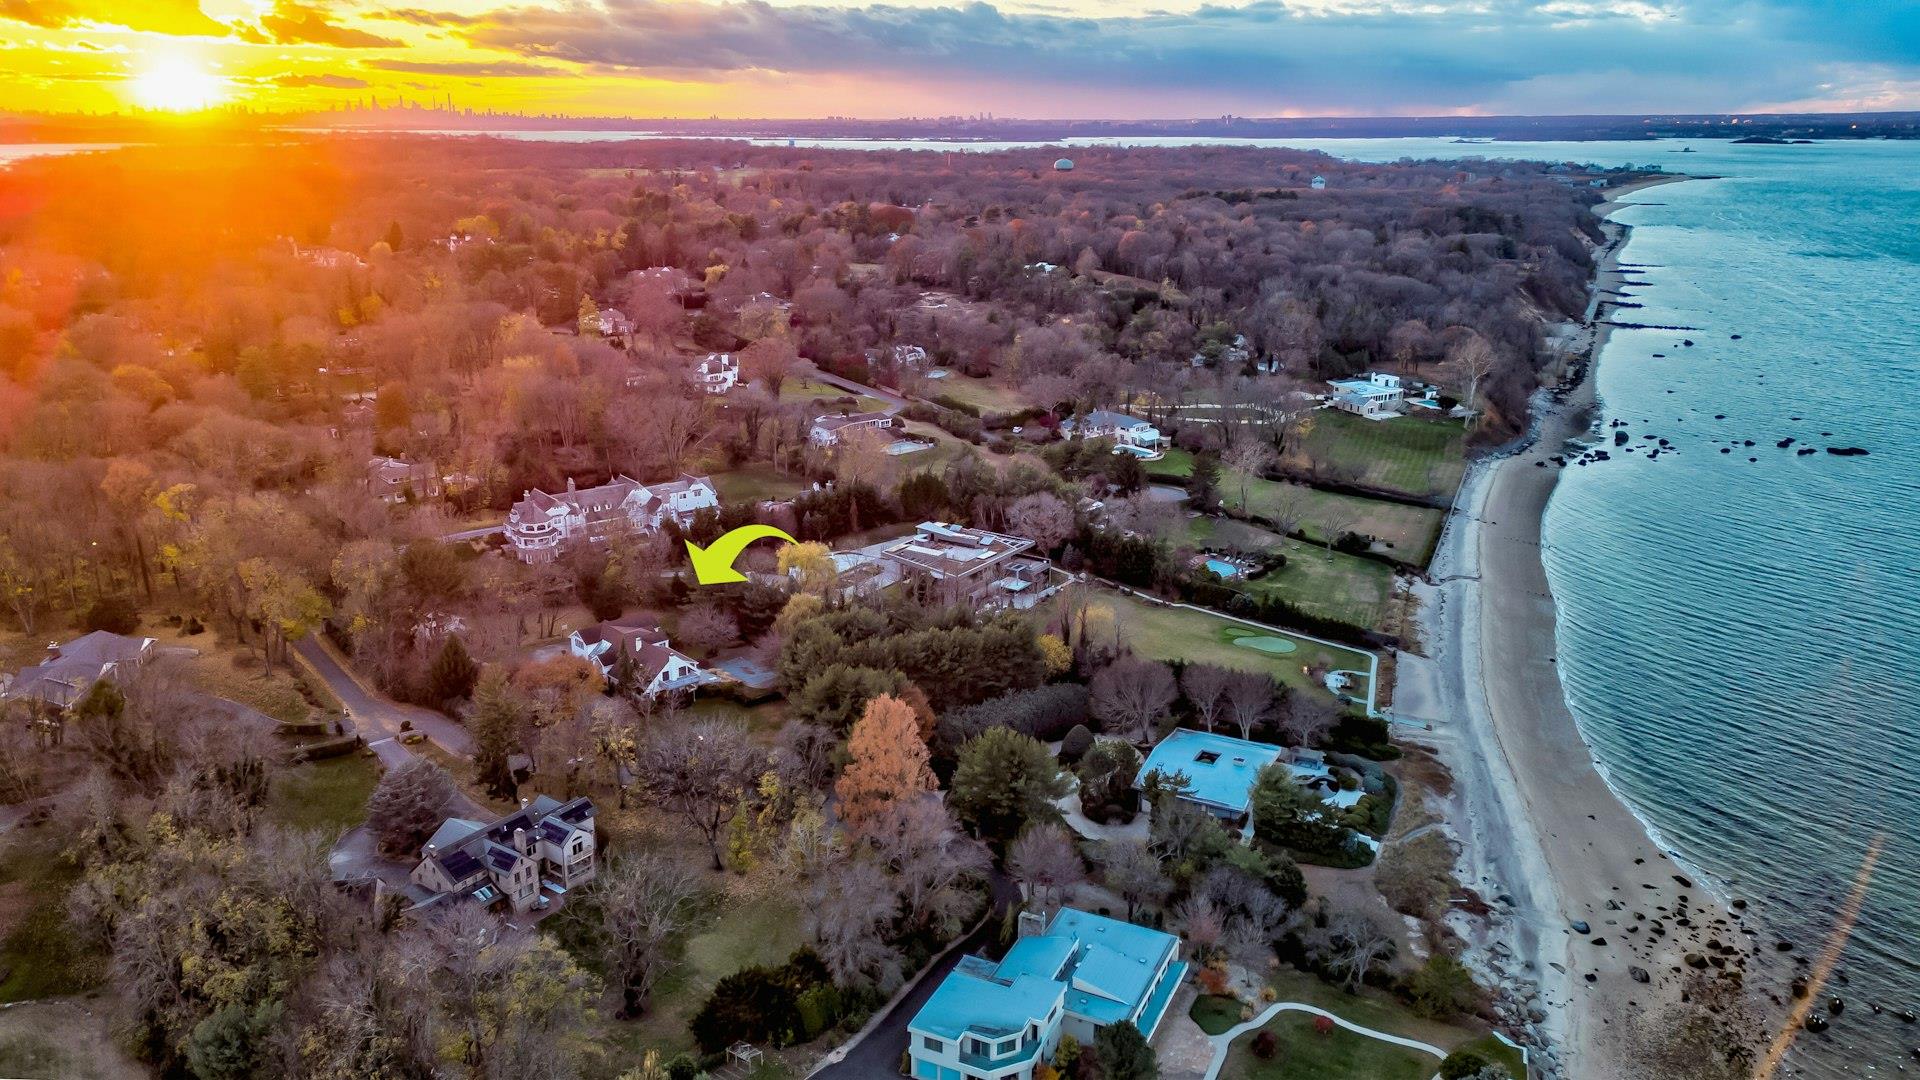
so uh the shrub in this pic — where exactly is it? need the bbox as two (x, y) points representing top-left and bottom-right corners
(1440, 1050), (1502, 1079)
(1323, 713), (1398, 759)
(1251, 1030), (1278, 1060)
(938, 683), (1091, 760)
(690, 948), (832, 1052)
(1059, 724), (1095, 764)
(663, 1053), (702, 1080)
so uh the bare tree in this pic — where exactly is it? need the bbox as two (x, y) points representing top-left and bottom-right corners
(1283, 693), (1340, 749)
(584, 854), (706, 1018)
(1222, 671), (1278, 740)
(675, 604), (737, 657)
(1324, 909), (1396, 992)
(1222, 440), (1276, 514)
(1090, 657), (1177, 743)
(634, 718), (766, 870)
(1006, 491), (1077, 552)
(1264, 482), (1312, 539)
(1443, 331), (1498, 430)
(805, 855), (905, 992)
(866, 799), (991, 936)
(1100, 838), (1171, 921)
(1007, 821), (1086, 910)
(1314, 503), (1363, 561)
(1181, 663), (1232, 733)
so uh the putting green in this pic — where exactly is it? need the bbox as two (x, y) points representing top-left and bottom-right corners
(1230, 634), (1298, 655)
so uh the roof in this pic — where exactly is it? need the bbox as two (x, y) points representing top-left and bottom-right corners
(1136, 728), (1284, 816)
(1078, 409), (1153, 431)
(4, 631), (154, 708)
(880, 522), (1032, 580)
(813, 411), (893, 432)
(910, 907), (1178, 1042)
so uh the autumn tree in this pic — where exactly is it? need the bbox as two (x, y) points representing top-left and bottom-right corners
(835, 694), (937, 829)
(636, 718), (766, 871)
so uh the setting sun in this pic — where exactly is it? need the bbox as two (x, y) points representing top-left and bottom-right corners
(129, 53), (230, 112)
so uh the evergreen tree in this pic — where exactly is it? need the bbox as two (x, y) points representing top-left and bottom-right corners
(384, 220), (405, 251)
(185, 999), (284, 1080)
(426, 634), (479, 706)
(1095, 1022), (1158, 1080)
(1189, 449), (1222, 511)
(469, 667), (523, 800)
(947, 727), (1066, 844)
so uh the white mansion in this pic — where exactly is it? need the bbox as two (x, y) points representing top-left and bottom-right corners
(505, 474), (720, 562)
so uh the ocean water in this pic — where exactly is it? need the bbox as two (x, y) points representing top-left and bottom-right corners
(10, 130), (1916, 1071)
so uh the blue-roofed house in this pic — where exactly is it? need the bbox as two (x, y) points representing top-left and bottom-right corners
(1135, 728), (1285, 828)
(907, 908), (1187, 1080)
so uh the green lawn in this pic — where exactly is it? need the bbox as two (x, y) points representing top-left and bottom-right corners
(1146, 447), (1196, 481)
(1221, 1012), (1437, 1080)
(1190, 994), (1247, 1035)
(1220, 476), (1444, 561)
(0, 829), (105, 1003)
(265, 755), (381, 833)
(1298, 411), (1467, 500)
(1261, 970), (1524, 1076)
(1184, 518), (1398, 631)
(1090, 588), (1373, 701)
(711, 465), (813, 505)
(931, 376), (1030, 415)
(782, 378), (889, 414)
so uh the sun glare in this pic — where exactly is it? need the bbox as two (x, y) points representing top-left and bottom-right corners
(129, 53), (230, 112)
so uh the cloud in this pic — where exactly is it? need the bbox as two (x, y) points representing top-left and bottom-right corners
(271, 72), (372, 88)
(0, 0), (228, 35)
(365, 57), (566, 76)
(395, 0), (1920, 113)
(248, 1), (404, 47)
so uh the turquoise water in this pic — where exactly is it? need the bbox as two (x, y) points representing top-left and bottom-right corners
(1204, 557), (1242, 579)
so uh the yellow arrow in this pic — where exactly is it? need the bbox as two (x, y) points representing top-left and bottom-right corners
(685, 524), (799, 585)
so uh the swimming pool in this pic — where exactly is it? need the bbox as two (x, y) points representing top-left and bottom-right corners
(1204, 558), (1242, 579)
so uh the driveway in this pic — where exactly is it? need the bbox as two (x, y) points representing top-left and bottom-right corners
(442, 523), (504, 542)
(813, 371), (907, 414)
(812, 870), (1020, 1080)
(295, 636), (475, 757)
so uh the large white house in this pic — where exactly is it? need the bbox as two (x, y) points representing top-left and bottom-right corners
(695, 353), (740, 394)
(505, 474), (719, 562)
(810, 411), (894, 446)
(1062, 409), (1165, 454)
(1327, 372), (1405, 418)
(908, 908), (1186, 1080)
(566, 617), (709, 697)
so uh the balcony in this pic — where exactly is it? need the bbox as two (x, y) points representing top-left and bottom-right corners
(957, 1037), (1043, 1072)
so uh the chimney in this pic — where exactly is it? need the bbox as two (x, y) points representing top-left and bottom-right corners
(513, 827), (527, 853)
(566, 477), (576, 492)
(425, 842), (438, 857)
(520, 797), (530, 809)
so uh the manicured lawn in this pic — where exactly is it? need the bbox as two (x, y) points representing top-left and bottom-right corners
(1221, 1012), (1437, 1080)
(1087, 588), (1373, 701)
(1147, 447), (1196, 480)
(931, 376), (1030, 415)
(1297, 411), (1467, 500)
(0, 829), (105, 1002)
(1222, 477), (1444, 561)
(1262, 969), (1522, 1074)
(711, 465), (812, 505)
(1184, 518), (1399, 631)
(1190, 993), (1247, 1035)
(266, 755), (381, 833)
(781, 378), (888, 413)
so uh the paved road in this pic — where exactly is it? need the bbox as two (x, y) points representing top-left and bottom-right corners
(441, 523), (505, 542)
(295, 637), (475, 757)
(813, 371), (907, 414)
(813, 870), (1019, 1080)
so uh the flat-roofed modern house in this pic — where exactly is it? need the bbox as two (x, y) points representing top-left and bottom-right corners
(809, 411), (894, 446)
(1327, 372), (1405, 418)
(1135, 728), (1284, 827)
(408, 794), (597, 915)
(877, 522), (1056, 610)
(1, 631), (155, 710)
(566, 617), (709, 698)
(366, 455), (441, 504)
(506, 474), (719, 563)
(907, 907), (1187, 1080)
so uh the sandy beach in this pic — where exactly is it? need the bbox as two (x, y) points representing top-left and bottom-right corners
(1394, 174), (1758, 1079)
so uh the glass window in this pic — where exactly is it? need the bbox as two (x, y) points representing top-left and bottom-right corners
(922, 1037), (943, 1052)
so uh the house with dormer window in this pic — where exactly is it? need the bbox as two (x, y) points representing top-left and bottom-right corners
(408, 795), (597, 915)
(505, 474), (719, 563)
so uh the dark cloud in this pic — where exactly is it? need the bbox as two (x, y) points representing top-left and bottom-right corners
(404, 0), (1920, 113)
(365, 57), (566, 76)
(0, 0), (227, 35)
(271, 72), (373, 88)
(252, 1), (404, 47)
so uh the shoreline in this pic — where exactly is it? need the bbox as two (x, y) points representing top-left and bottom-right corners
(1395, 174), (1756, 1079)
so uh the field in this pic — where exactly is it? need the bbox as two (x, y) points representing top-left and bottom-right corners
(0, 1000), (145, 1080)
(1087, 588), (1374, 700)
(1146, 447), (1196, 480)
(1219, 476), (1443, 562)
(0, 827), (104, 1003)
(265, 755), (382, 833)
(1296, 411), (1467, 500)
(1260, 970), (1527, 1077)
(1190, 993), (1248, 1035)
(711, 465), (813, 505)
(1220, 1012), (1436, 1080)
(781, 378), (890, 414)
(1185, 519), (1398, 630)
(930, 375), (1030, 415)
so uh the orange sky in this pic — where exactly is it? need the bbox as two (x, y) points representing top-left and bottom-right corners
(3, 0), (1914, 120)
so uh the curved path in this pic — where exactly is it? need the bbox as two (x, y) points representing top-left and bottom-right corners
(1199, 1001), (1445, 1080)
